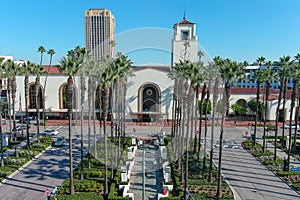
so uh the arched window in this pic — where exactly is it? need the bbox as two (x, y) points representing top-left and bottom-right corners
(28, 84), (43, 109)
(59, 83), (78, 109)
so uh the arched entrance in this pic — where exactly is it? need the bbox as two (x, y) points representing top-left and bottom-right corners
(138, 83), (161, 122)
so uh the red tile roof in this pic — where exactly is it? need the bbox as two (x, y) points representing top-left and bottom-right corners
(231, 88), (280, 95)
(42, 65), (62, 74)
(178, 19), (194, 24)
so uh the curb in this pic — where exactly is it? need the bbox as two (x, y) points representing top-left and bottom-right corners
(212, 157), (242, 200)
(0, 145), (52, 185)
(223, 176), (242, 200)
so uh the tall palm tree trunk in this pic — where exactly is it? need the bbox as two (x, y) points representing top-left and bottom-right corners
(292, 80), (299, 152)
(263, 82), (270, 152)
(203, 87), (210, 170)
(225, 81), (231, 116)
(274, 77), (285, 160)
(80, 73), (86, 180)
(193, 86), (200, 153)
(216, 91), (227, 198)
(0, 80), (4, 166)
(87, 78), (92, 168)
(253, 81), (260, 146)
(93, 93), (97, 159)
(281, 78), (288, 148)
(35, 75), (41, 143)
(12, 77), (17, 143)
(7, 80), (12, 141)
(67, 75), (74, 195)
(197, 83), (207, 160)
(103, 86), (110, 196)
(184, 85), (192, 199)
(287, 78), (297, 169)
(209, 77), (220, 182)
(25, 73), (30, 149)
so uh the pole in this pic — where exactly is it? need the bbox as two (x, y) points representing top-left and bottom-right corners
(142, 149), (145, 200)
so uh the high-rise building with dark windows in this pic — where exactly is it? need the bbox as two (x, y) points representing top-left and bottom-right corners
(84, 9), (115, 60)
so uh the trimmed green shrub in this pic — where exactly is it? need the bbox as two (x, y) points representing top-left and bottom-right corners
(4, 157), (28, 165)
(56, 192), (103, 200)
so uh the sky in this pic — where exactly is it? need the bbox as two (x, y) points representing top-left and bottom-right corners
(1, 0), (300, 66)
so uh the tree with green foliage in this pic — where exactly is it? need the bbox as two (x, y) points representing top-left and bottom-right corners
(231, 103), (247, 116)
(21, 61), (36, 149)
(261, 61), (277, 152)
(59, 46), (86, 195)
(274, 55), (294, 160)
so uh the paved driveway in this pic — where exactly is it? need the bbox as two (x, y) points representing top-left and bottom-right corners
(0, 127), (81, 200)
(212, 126), (300, 200)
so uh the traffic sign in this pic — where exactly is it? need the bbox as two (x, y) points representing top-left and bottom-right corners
(290, 168), (300, 171)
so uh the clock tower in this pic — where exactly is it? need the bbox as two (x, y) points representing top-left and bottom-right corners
(171, 14), (198, 66)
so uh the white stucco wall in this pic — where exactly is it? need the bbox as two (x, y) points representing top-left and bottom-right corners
(126, 67), (174, 120)
(230, 93), (295, 121)
(15, 74), (82, 114)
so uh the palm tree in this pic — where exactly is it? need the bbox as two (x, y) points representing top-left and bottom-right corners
(216, 89), (227, 198)
(38, 46), (46, 65)
(287, 58), (300, 169)
(97, 57), (115, 196)
(22, 61), (36, 149)
(216, 58), (244, 197)
(216, 57), (245, 115)
(203, 73), (213, 170)
(280, 56), (294, 149)
(79, 60), (86, 180)
(197, 80), (207, 160)
(209, 63), (221, 182)
(253, 56), (265, 146)
(292, 53), (300, 152)
(42, 49), (55, 128)
(0, 58), (5, 166)
(169, 61), (184, 171)
(189, 62), (204, 154)
(3, 60), (20, 143)
(32, 64), (46, 143)
(110, 53), (133, 162)
(84, 53), (99, 168)
(59, 46), (85, 195)
(197, 50), (204, 62)
(261, 61), (276, 152)
(37, 46), (46, 131)
(273, 56), (293, 160)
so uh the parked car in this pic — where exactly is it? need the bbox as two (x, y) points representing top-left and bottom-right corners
(18, 118), (31, 124)
(283, 124), (299, 129)
(54, 136), (65, 147)
(42, 129), (59, 136)
(12, 125), (30, 132)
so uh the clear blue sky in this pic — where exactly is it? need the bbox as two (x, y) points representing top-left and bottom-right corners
(1, 0), (300, 65)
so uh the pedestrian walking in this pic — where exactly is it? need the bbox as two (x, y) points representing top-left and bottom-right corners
(45, 188), (50, 200)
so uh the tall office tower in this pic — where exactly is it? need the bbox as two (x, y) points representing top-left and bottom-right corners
(171, 15), (198, 66)
(84, 9), (115, 60)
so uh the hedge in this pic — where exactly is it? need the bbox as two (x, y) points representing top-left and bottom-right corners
(56, 192), (103, 200)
